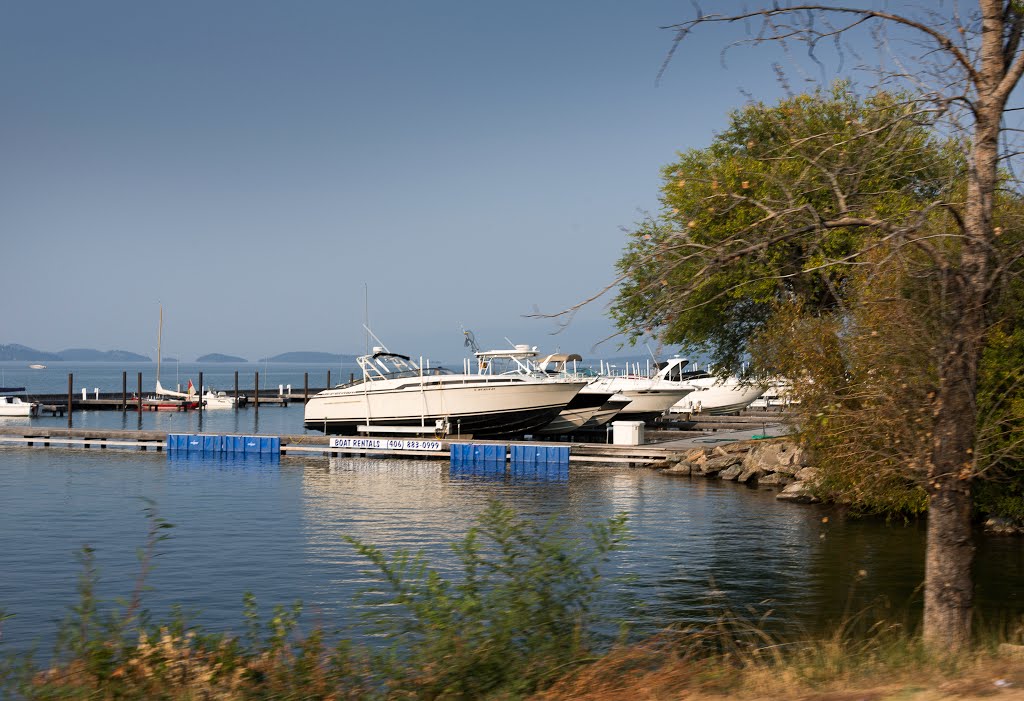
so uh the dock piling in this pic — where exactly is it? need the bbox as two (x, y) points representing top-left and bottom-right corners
(254, 371), (259, 416)
(121, 371), (127, 413)
(198, 372), (204, 413)
(66, 374), (73, 428)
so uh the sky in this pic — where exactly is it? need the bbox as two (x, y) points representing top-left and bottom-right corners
(1, 1), (859, 362)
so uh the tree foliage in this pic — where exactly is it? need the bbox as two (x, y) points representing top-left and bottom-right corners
(612, 85), (959, 372)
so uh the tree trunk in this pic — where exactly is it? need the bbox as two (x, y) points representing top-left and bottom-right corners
(920, 0), (1012, 650)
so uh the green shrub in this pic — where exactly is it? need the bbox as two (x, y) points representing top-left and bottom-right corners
(347, 499), (629, 699)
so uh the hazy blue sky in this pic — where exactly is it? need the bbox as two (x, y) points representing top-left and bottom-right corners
(2, 1), (849, 362)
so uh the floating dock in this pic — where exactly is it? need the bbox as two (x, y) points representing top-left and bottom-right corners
(0, 410), (789, 465)
(0, 427), (707, 465)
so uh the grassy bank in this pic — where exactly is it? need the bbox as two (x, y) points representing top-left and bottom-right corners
(3, 501), (1023, 700)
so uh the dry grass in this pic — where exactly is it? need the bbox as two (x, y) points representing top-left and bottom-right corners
(532, 636), (1024, 701)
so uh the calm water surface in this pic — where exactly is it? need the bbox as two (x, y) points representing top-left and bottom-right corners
(1, 361), (1022, 654)
(2, 445), (1023, 657)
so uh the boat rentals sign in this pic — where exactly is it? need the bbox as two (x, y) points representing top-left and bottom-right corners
(329, 437), (443, 452)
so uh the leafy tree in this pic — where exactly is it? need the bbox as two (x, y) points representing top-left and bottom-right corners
(608, 2), (1024, 651)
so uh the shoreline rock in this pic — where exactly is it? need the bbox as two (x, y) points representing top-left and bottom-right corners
(659, 437), (814, 501)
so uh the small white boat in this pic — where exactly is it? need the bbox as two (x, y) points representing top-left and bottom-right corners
(0, 393), (41, 417)
(655, 358), (767, 416)
(151, 305), (233, 409)
(28, 364), (46, 370)
(156, 380), (238, 409)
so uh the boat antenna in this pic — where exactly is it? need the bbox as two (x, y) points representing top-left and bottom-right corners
(644, 342), (659, 365)
(362, 325), (389, 352)
(462, 327), (479, 354)
(363, 283), (370, 356)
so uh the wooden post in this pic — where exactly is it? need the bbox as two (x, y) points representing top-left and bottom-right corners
(254, 371), (259, 416)
(137, 372), (143, 413)
(304, 372), (308, 404)
(121, 371), (127, 413)
(198, 372), (204, 413)
(327, 370), (331, 388)
(67, 373), (73, 428)
(234, 370), (239, 409)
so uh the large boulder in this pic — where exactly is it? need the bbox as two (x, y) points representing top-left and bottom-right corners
(698, 454), (743, 477)
(776, 480), (821, 503)
(756, 472), (793, 488)
(684, 448), (709, 467)
(662, 461), (693, 476)
(795, 466), (820, 483)
(984, 517), (1024, 536)
(713, 442), (751, 456)
(742, 440), (806, 476)
(719, 464), (744, 481)
(736, 465), (766, 484)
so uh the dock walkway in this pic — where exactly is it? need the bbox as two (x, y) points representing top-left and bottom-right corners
(0, 410), (790, 464)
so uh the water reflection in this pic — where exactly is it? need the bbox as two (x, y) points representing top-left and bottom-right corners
(1, 447), (1021, 656)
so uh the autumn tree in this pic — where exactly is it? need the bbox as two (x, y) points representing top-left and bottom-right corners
(610, 2), (1024, 650)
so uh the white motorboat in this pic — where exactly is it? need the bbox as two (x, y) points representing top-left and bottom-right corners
(304, 347), (587, 438)
(582, 360), (696, 423)
(28, 364), (46, 370)
(655, 358), (767, 415)
(749, 378), (796, 410)
(0, 390), (41, 417)
(471, 346), (615, 435)
(531, 352), (631, 430)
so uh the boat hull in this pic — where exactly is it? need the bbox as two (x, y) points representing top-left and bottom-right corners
(304, 379), (585, 439)
(535, 389), (614, 436)
(0, 400), (40, 417)
(670, 380), (766, 416)
(613, 388), (694, 422)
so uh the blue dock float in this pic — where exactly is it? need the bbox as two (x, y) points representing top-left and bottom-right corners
(167, 434), (281, 456)
(450, 443), (570, 479)
(450, 443), (505, 472)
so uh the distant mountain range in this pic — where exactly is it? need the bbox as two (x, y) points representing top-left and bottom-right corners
(1, 343), (678, 368)
(259, 351), (359, 364)
(0, 344), (151, 362)
(0, 344), (360, 365)
(196, 353), (248, 363)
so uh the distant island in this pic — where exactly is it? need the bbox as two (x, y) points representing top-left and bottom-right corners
(260, 351), (358, 364)
(197, 353), (248, 363)
(0, 344), (151, 362)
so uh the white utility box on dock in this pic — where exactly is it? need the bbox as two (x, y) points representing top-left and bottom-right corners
(612, 420), (645, 446)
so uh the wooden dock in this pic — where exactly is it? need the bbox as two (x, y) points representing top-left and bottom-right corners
(0, 426), (730, 465)
(0, 409), (790, 464)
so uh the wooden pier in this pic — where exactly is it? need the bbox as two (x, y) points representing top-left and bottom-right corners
(0, 409), (789, 465)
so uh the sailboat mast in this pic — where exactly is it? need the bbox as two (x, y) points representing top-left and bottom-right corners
(157, 305), (163, 386)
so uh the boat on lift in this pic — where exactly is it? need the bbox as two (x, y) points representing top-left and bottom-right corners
(304, 340), (587, 438)
(471, 345), (615, 435)
(582, 360), (696, 423)
(656, 357), (766, 416)
(0, 388), (41, 417)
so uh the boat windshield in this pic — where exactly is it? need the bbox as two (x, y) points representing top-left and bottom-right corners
(344, 351), (457, 386)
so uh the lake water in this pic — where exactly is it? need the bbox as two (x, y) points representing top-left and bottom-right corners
(1, 362), (1023, 656)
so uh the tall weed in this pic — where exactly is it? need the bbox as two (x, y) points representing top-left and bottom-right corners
(347, 499), (629, 698)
